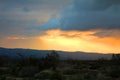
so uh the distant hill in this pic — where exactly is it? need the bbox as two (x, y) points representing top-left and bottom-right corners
(0, 47), (112, 60)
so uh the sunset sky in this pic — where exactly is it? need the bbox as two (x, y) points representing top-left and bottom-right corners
(0, 0), (120, 53)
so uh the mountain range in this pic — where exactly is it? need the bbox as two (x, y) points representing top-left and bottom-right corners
(0, 47), (112, 60)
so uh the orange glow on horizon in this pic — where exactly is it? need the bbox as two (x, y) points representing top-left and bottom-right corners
(39, 29), (120, 53)
(0, 29), (120, 54)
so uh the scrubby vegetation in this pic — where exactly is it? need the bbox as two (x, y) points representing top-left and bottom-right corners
(0, 51), (120, 80)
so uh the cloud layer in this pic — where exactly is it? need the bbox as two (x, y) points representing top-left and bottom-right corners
(34, 0), (120, 31)
(0, 0), (73, 37)
(75, 0), (120, 11)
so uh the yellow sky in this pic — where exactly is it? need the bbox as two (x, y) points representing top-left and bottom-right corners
(38, 29), (120, 53)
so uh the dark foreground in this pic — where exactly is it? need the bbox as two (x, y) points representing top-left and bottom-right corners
(0, 51), (120, 80)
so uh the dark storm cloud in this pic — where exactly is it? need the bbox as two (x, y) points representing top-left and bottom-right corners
(75, 0), (120, 11)
(0, 0), (72, 12)
(0, 0), (72, 37)
(33, 0), (120, 31)
(93, 30), (120, 38)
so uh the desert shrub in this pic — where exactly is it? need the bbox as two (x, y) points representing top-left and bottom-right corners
(35, 70), (65, 80)
(35, 70), (53, 79)
(18, 67), (39, 77)
(89, 65), (100, 70)
(63, 69), (81, 75)
(50, 71), (65, 80)
(83, 71), (99, 80)
(0, 76), (6, 80)
(108, 67), (120, 78)
(96, 73), (111, 80)
(9, 66), (21, 76)
(67, 74), (84, 80)
(0, 69), (7, 75)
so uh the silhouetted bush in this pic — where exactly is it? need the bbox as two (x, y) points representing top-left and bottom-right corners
(18, 67), (39, 77)
(50, 71), (65, 80)
(0, 76), (6, 80)
(108, 67), (120, 78)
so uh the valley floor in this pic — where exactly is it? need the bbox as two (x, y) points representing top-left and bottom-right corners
(0, 53), (120, 80)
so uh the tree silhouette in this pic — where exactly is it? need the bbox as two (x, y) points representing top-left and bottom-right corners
(111, 54), (120, 65)
(45, 51), (60, 70)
